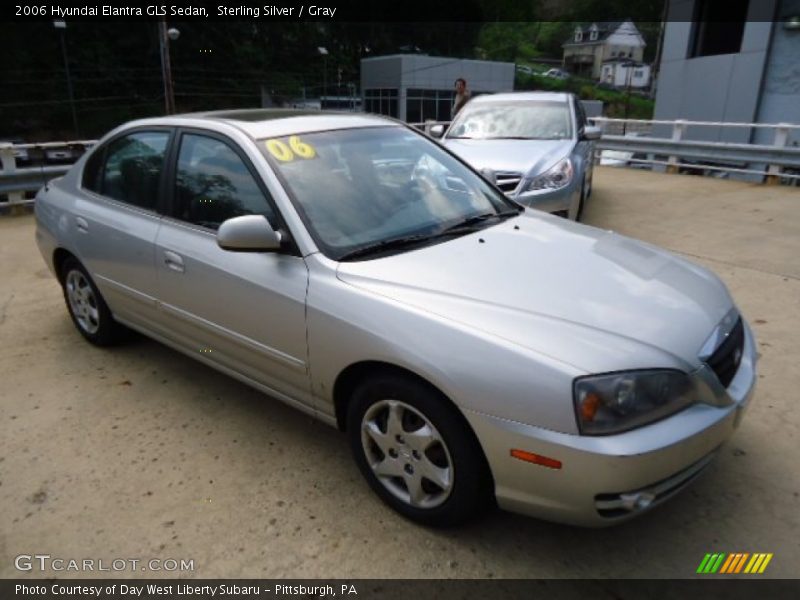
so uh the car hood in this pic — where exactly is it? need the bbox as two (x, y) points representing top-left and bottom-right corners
(336, 212), (733, 374)
(443, 138), (574, 176)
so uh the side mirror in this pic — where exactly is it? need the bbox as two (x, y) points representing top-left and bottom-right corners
(480, 167), (497, 185)
(217, 215), (282, 252)
(582, 126), (602, 141)
(428, 124), (445, 139)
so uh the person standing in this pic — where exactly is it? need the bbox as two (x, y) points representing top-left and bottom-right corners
(452, 78), (471, 119)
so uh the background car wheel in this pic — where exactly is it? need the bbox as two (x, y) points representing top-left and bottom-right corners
(61, 257), (125, 346)
(347, 374), (494, 526)
(575, 180), (587, 222)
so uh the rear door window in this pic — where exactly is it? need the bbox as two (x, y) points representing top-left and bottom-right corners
(99, 131), (169, 210)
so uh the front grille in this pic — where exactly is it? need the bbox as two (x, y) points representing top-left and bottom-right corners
(705, 317), (744, 388)
(495, 171), (523, 194)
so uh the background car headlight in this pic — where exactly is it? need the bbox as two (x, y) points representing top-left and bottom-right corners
(523, 157), (573, 192)
(573, 369), (696, 435)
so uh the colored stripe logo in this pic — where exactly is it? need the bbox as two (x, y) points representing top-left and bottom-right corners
(697, 553), (773, 574)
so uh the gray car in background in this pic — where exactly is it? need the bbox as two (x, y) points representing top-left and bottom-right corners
(35, 110), (755, 527)
(434, 92), (600, 221)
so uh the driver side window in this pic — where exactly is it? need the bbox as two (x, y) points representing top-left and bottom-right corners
(174, 134), (277, 230)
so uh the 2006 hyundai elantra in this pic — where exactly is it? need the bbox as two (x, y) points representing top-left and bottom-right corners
(35, 110), (756, 526)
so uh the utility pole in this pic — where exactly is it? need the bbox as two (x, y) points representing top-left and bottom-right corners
(318, 47), (329, 110)
(158, 19), (178, 114)
(623, 63), (633, 135)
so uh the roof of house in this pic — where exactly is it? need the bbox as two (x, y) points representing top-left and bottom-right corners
(563, 20), (642, 47)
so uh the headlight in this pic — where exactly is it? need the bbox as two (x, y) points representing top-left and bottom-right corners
(573, 369), (696, 435)
(523, 157), (573, 193)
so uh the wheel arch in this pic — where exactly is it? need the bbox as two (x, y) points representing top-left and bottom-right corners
(334, 362), (429, 430)
(53, 247), (78, 284)
(334, 359), (497, 513)
(334, 361), (493, 468)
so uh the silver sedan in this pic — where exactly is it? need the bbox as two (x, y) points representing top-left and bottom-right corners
(35, 110), (756, 526)
(435, 92), (600, 221)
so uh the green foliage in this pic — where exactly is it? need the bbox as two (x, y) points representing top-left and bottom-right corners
(476, 18), (662, 64)
(0, 14), (663, 139)
(553, 0), (665, 22)
(477, 23), (541, 62)
(0, 21), (484, 139)
(515, 72), (654, 119)
(531, 22), (576, 58)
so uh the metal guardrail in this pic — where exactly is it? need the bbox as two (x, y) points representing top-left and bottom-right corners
(412, 117), (800, 183)
(592, 118), (800, 182)
(0, 165), (72, 195)
(2, 117), (798, 212)
(0, 141), (96, 208)
(412, 118), (800, 183)
(597, 135), (800, 170)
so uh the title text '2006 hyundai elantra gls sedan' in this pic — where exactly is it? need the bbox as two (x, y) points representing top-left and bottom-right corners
(35, 110), (756, 526)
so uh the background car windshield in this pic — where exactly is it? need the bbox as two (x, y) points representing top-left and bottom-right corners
(448, 101), (572, 140)
(262, 127), (513, 259)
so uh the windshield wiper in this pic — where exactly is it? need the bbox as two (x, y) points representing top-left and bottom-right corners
(483, 136), (537, 140)
(338, 209), (522, 261)
(337, 234), (436, 261)
(438, 209), (522, 234)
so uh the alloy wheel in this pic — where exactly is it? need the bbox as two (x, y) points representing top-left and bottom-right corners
(361, 399), (454, 509)
(65, 269), (100, 334)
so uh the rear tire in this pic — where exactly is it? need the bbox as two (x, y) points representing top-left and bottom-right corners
(61, 257), (126, 346)
(347, 374), (493, 526)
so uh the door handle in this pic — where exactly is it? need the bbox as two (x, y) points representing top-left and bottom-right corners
(163, 250), (185, 273)
(75, 216), (89, 233)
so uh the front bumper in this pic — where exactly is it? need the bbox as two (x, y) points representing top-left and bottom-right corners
(464, 321), (757, 526)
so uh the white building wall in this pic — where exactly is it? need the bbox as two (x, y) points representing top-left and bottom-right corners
(603, 63), (651, 88)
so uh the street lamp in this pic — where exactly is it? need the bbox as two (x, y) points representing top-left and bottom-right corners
(159, 20), (180, 114)
(53, 20), (79, 138)
(622, 61), (634, 135)
(318, 46), (328, 110)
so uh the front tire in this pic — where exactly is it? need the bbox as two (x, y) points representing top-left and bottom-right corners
(347, 374), (493, 526)
(575, 180), (587, 222)
(61, 257), (125, 346)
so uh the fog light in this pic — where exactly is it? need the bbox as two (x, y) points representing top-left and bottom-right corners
(620, 491), (656, 511)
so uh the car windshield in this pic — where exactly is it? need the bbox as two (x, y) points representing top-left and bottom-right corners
(448, 100), (573, 140)
(261, 126), (518, 260)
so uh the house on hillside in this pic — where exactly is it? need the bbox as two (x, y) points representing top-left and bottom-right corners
(562, 20), (646, 79)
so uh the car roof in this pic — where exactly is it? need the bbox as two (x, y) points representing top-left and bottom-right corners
(470, 92), (572, 104)
(124, 109), (398, 139)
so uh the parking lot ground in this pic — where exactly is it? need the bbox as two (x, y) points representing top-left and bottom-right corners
(1, 166), (799, 579)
